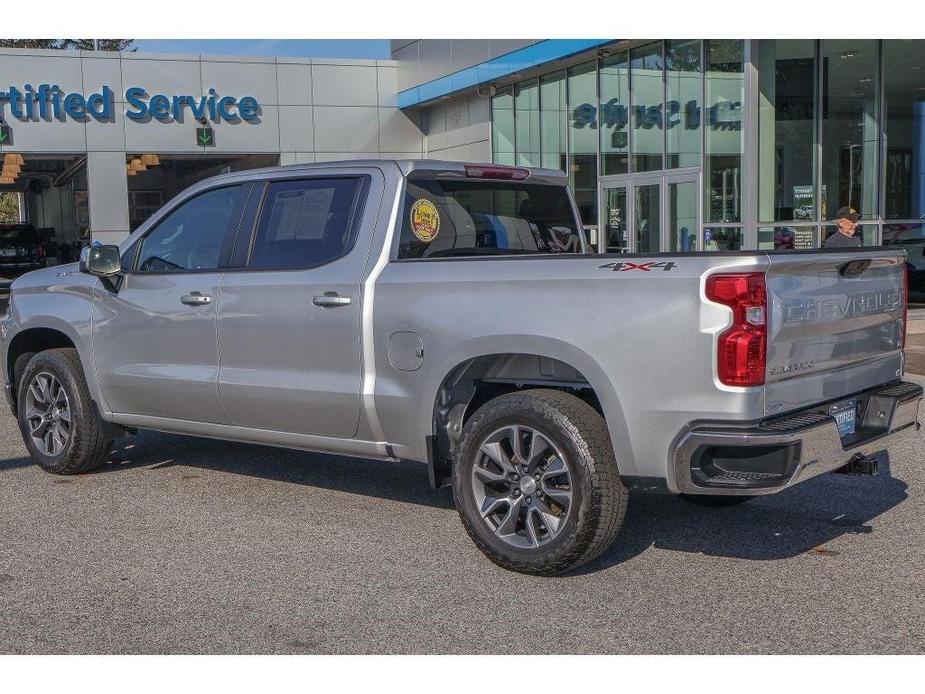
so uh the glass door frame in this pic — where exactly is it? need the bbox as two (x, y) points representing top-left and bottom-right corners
(597, 167), (702, 253)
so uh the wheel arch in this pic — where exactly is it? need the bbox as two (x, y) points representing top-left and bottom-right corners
(6, 323), (84, 415)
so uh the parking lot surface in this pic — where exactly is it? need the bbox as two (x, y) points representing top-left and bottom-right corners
(0, 375), (923, 654)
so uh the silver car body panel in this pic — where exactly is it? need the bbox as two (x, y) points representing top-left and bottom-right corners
(1, 160), (918, 495)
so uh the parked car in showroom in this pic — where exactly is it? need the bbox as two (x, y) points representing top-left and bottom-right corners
(0, 223), (48, 276)
(1, 160), (921, 575)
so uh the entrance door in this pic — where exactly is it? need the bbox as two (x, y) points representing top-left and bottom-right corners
(599, 169), (700, 253)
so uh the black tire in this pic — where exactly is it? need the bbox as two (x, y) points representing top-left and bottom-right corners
(453, 389), (628, 575)
(16, 348), (112, 474)
(679, 494), (755, 507)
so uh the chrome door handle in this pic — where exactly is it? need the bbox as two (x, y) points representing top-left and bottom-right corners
(180, 292), (212, 306)
(312, 293), (352, 308)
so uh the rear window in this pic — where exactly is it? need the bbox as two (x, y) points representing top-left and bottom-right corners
(0, 226), (37, 244)
(397, 175), (582, 260)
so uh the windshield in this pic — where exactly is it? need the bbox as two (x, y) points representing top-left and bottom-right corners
(397, 174), (582, 259)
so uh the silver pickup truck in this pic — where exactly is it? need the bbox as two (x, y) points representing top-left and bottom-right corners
(2, 160), (921, 575)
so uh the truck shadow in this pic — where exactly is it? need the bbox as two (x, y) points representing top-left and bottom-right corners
(578, 455), (909, 574)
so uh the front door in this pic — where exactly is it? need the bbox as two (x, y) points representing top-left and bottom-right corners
(93, 183), (250, 423)
(217, 171), (381, 439)
(599, 169), (700, 253)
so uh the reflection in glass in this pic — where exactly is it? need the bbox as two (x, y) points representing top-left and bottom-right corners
(491, 87), (515, 166)
(703, 227), (743, 251)
(758, 225), (819, 250)
(604, 187), (629, 252)
(705, 40), (744, 223)
(514, 78), (540, 167)
(600, 51), (630, 175)
(568, 61), (599, 226)
(631, 42), (664, 173)
(540, 71), (567, 171)
(668, 180), (698, 251)
(822, 224), (874, 247)
(666, 40), (701, 169)
(884, 224), (925, 297)
(821, 40), (879, 221)
(635, 183), (660, 253)
(884, 41), (925, 220)
(755, 40), (817, 222)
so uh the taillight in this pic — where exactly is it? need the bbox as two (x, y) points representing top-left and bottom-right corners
(464, 164), (530, 181)
(706, 272), (768, 387)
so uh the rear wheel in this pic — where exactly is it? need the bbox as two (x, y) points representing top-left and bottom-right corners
(453, 389), (627, 575)
(16, 348), (112, 474)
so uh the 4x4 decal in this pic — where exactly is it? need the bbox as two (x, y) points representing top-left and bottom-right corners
(599, 261), (677, 272)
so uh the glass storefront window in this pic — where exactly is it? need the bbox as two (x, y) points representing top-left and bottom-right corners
(755, 40), (817, 223)
(635, 183), (660, 253)
(820, 40), (879, 222)
(600, 51), (630, 175)
(758, 225), (819, 250)
(666, 39), (701, 169)
(540, 71), (567, 171)
(491, 87), (515, 166)
(514, 78), (540, 167)
(884, 224), (925, 297)
(568, 61), (599, 227)
(822, 224), (876, 247)
(703, 227), (743, 251)
(705, 40), (745, 223)
(883, 41), (925, 220)
(631, 42), (664, 173)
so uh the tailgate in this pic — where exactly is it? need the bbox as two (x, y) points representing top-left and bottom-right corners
(765, 250), (906, 384)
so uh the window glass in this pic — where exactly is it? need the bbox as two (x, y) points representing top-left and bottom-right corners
(821, 40), (879, 222)
(822, 223), (875, 248)
(568, 61), (599, 227)
(136, 185), (244, 273)
(600, 51), (630, 175)
(755, 40), (817, 222)
(884, 224), (925, 291)
(250, 178), (363, 270)
(666, 39), (702, 169)
(705, 40), (745, 223)
(540, 71), (568, 171)
(703, 227), (744, 251)
(884, 41), (925, 220)
(491, 87), (516, 166)
(397, 175), (582, 260)
(758, 225), (818, 250)
(631, 42), (664, 173)
(514, 79), (540, 167)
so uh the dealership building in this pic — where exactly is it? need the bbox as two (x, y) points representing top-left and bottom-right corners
(0, 39), (924, 258)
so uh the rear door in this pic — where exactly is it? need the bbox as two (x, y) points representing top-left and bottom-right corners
(765, 250), (906, 385)
(216, 169), (381, 438)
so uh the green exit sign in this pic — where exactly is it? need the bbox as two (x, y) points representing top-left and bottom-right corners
(0, 124), (11, 145)
(196, 127), (215, 147)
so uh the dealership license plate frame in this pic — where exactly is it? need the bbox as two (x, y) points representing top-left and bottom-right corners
(829, 398), (858, 438)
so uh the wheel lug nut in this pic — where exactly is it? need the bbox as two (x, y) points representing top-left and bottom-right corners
(512, 474), (519, 482)
(521, 465), (529, 473)
(525, 497), (532, 505)
(512, 489), (521, 497)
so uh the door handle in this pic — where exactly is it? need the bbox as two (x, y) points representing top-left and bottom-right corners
(312, 293), (352, 308)
(180, 292), (212, 306)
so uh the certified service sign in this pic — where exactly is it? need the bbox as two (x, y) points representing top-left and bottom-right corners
(410, 199), (440, 243)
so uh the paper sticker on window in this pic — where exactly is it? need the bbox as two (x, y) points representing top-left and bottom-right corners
(410, 199), (440, 243)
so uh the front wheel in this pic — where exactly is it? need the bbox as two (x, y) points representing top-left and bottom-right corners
(16, 348), (113, 474)
(453, 389), (628, 575)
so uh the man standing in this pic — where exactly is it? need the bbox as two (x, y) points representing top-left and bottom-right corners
(824, 207), (862, 248)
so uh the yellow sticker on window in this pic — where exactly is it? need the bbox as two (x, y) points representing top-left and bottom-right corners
(410, 199), (440, 243)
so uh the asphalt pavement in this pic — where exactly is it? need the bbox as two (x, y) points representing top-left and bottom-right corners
(1, 371), (923, 654)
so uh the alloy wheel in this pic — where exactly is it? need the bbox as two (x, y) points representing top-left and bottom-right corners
(24, 372), (72, 457)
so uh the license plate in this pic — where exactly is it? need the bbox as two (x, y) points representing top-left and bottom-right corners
(0, 249), (15, 257)
(830, 399), (857, 438)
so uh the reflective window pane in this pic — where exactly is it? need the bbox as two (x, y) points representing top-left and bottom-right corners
(822, 224), (875, 248)
(705, 40), (745, 223)
(703, 227), (743, 251)
(514, 78), (540, 167)
(755, 40), (817, 222)
(631, 42), (664, 173)
(600, 51), (630, 175)
(884, 224), (925, 298)
(603, 186), (629, 252)
(668, 180), (698, 251)
(568, 61), (599, 226)
(758, 225), (819, 250)
(666, 39), (701, 169)
(491, 87), (515, 166)
(540, 71), (568, 171)
(635, 183), (660, 253)
(821, 40), (879, 221)
(884, 41), (925, 220)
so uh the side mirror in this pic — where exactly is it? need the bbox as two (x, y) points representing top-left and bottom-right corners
(79, 245), (122, 277)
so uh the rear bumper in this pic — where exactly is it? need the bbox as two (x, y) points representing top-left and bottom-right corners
(671, 380), (922, 495)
